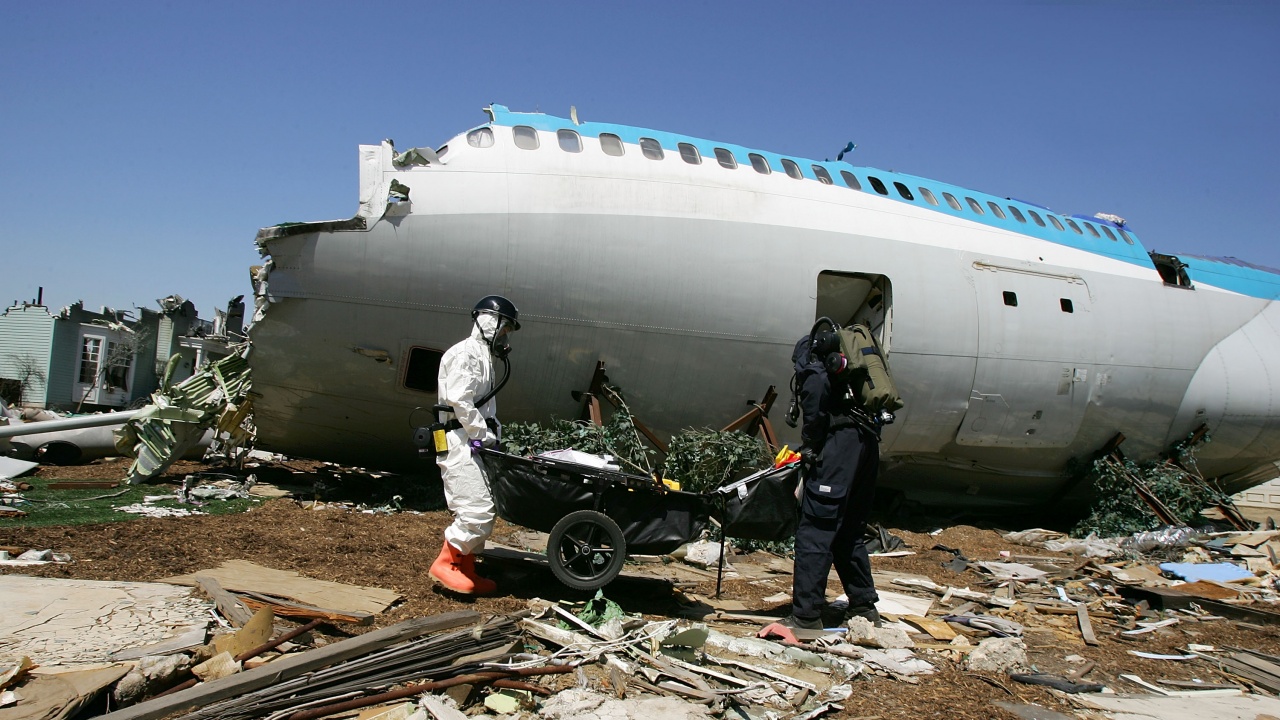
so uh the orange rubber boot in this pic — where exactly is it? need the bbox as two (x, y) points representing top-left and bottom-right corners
(458, 552), (497, 595)
(429, 540), (483, 594)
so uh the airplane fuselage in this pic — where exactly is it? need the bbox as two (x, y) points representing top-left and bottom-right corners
(248, 105), (1280, 508)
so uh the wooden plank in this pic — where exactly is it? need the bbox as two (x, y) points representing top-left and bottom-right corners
(195, 575), (254, 628)
(901, 615), (957, 640)
(94, 611), (480, 720)
(160, 560), (400, 616)
(46, 481), (120, 489)
(1076, 604), (1098, 646)
(235, 591), (374, 625)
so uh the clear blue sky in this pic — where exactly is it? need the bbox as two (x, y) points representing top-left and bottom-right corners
(3, 1), (1277, 319)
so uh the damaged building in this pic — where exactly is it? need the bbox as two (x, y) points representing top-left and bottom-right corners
(0, 290), (245, 412)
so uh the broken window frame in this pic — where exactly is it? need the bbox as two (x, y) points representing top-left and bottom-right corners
(403, 347), (446, 393)
(1150, 252), (1195, 289)
(104, 341), (132, 392)
(467, 128), (494, 148)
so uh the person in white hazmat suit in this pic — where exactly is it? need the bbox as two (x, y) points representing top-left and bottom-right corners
(429, 295), (520, 595)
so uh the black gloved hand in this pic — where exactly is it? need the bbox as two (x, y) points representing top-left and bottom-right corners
(798, 445), (817, 469)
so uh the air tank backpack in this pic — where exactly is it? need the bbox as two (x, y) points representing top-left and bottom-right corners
(830, 324), (904, 415)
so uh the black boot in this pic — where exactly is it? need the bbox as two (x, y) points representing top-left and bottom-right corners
(778, 614), (823, 630)
(845, 603), (882, 627)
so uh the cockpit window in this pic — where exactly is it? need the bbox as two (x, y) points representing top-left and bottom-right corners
(679, 142), (701, 164)
(895, 182), (915, 200)
(869, 176), (888, 195)
(557, 129), (582, 153)
(813, 165), (833, 184)
(1083, 222), (1101, 238)
(919, 187), (939, 205)
(1008, 206), (1026, 223)
(1048, 215), (1065, 231)
(1027, 210), (1045, 226)
(781, 159), (803, 179)
(1065, 218), (1083, 234)
(513, 126), (539, 150)
(943, 192), (962, 210)
(749, 153), (771, 174)
(840, 171), (861, 190)
(1101, 226), (1117, 241)
(599, 133), (624, 156)
(966, 197), (985, 214)
(467, 128), (494, 148)
(987, 201), (1006, 219)
(640, 137), (664, 160)
(715, 148), (737, 169)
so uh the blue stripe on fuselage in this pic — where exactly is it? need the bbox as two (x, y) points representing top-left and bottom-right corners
(483, 105), (1279, 300)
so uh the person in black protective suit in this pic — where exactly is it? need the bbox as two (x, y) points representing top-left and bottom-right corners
(782, 333), (882, 630)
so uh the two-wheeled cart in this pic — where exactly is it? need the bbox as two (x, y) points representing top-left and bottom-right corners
(479, 448), (800, 591)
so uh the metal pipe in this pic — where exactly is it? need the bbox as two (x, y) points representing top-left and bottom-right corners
(0, 410), (141, 439)
(283, 665), (574, 720)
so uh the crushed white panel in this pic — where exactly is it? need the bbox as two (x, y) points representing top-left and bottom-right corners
(0, 457), (38, 480)
(0, 576), (211, 666)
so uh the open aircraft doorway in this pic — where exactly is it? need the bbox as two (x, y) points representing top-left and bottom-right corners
(815, 271), (892, 349)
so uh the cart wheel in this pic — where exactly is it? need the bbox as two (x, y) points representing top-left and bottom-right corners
(547, 510), (627, 591)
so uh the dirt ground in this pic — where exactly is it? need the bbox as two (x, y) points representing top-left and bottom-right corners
(5, 457), (1280, 720)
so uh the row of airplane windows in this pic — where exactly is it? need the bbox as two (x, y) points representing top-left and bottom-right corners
(467, 126), (1135, 246)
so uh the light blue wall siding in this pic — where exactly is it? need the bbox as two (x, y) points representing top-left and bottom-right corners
(0, 304), (56, 407)
(47, 314), (78, 408)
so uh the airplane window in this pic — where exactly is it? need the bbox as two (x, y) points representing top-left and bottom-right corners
(813, 166), (833, 184)
(715, 148), (737, 169)
(1119, 229), (1135, 245)
(919, 187), (939, 205)
(640, 138), (664, 160)
(403, 347), (444, 392)
(840, 171), (861, 190)
(943, 192), (962, 210)
(868, 176), (888, 195)
(1027, 210), (1046, 227)
(558, 129), (582, 153)
(1003, 291), (1018, 307)
(1083, 222), (1101, 238)
(599, 133), (625, 157)
(987, 202), (1006, 219)
(749, 153), (771, 174)
(1048, 215), (1065, 231)
(513, 126), (539, 150)
(967, 197), (985, 214)
(781, 159), (803, 179)
(1060, 298), (1074, 313)
(678, 142), (701, 164)
(467, 128), (494, 148)
(894, 182), (915, 200)
(1065, 219), (1083, 234)
(1101, 226), (1118, 241)
(1008, 206), (1026, 223)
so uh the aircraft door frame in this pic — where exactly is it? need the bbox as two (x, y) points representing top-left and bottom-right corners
(815, 271), (892, 349)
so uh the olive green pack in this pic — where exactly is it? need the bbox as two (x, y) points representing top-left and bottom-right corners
(835, 324), (904, 414)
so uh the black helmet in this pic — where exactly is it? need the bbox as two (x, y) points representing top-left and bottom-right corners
(472, 295), (520, 331)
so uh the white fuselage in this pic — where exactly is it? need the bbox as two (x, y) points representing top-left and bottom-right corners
(248, 114), (1280, 509)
